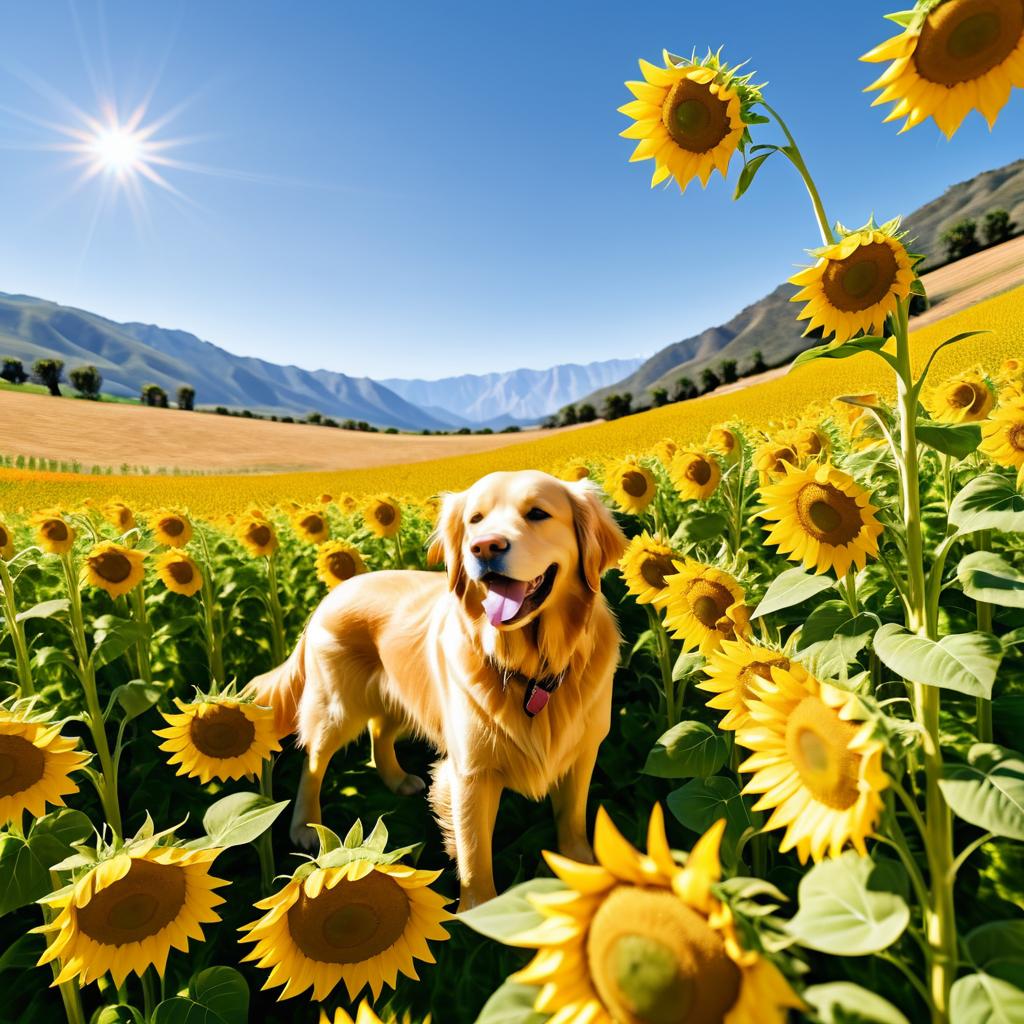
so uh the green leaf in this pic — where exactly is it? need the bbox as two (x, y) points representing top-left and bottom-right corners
(734, 151), (774, 200)
(343, 819), (364, 848)
(949, 474), (1024, 536)
(802, 982), (910, 1024)
(197, 792), (287, 849)
(939, 744), (1024, 841)
(188, 967), (249, 1024)
(949, 966), (1024, 1024)
(14, 598), (69, 623)
(672, 651), (705, 682)
(310, 824), (343, 855)
(90, 616), (150, 670)
(94, 1007), (145, 1024)
(108, 679), (163, 721)
(475, 981), (548, 1024)
(0, 932), (43, 973)
(363, 817), (389, 853)
(751, 567), (834, 619)
(671, 511), (730, 546)
(916, 420), (982, 459)
(667, 775), (758, 866)
(966, 920), (1024, 970)
(797, 601), (878, 674)
(787, 853), (909, 956)
(873, 622), (1002, 699)
(791, 335), (891, 372)
(957, 551), (1024, 609)
(458, 878), (565, 942)
(642, 721), (728, 779)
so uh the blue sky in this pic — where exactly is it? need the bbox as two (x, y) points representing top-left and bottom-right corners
(0, 1), (1021, 381)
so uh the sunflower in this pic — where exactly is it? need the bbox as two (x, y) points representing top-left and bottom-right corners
(619, 52), (753, 193)
(239, 826), (452, 1002)
(997, 356), (1024, 387)
(669, 448), (722, 501)
(651, 438), (678, 466)
(753, 441), (798, 483)
(82, 542), (146, 599)
(103, 501), (136, 533)
(151, 510), (193, 548)
(320, 1004), (408, 1024)
(316, 540), (367, 590)
(238, 513), (278, 557)
(0, 521), (13, 560)
(759, 462), (884, 577)
(508, 805), (801, 1024)
(618, 532), (679, 606)
(699, 639), (803, 732)
(661, 560), (750, 655)
(155, 695), (281, 783)
(925, 370), (995, 422)
(33, 511), (76, 555)
(980, 395), (1024, 479)
(862, 0), (1024, 137)
(789, 425), (830, 462)
(737, 666), (888, 863)
(154, 551), (203, 597)
(293, 508), (330, 545)
(0, 706), (89, 825)
(789, 223), (915, 343)
(707, 425), (741, 462)
(37, 846), (228, 986)
(832, 393), (881, 432)
(561, 463), (593, 481)
(605, 459), (656, 515)
(365, 497), (402, 539)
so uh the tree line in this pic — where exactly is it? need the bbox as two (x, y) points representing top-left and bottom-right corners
(938, 206), (1017, 265)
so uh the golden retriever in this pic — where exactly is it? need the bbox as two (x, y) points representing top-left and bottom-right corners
(247, 469), (625, 910)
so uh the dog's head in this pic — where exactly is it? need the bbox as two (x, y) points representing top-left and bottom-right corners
(428, 470), (625, 632)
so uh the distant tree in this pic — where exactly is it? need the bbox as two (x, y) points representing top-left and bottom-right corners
(456, 427), (471, 435)
(560, 404), (579, 426)
(650, 387), (669, 407)
(357, 421), (371, 432)
(177, 385), (195, 411)
(385, 427), (399, 434)
(323, 417), (339, 428)
(719, 360), (738, 385)
(700, 367), (721, 394)
(501, 425), (521, 433)
(478, 427), (494, 435)
(541, 416), (558, 430)
(749, 349), (768, 375)
(1, 358), (27, 384)
(32, 358), (65, 397)
(215, 406), (230, 416)
(342, 419), (357, 430)
(602, 392), (633, 420)
(241, 409), (254, 418)
(983, 208), (1016, 246)
(941, 218), (980, 263)
(141, 383), (167, 407)
(69, 365), (102, 399)
(281, 415), (294, 423)
(672, 376), (697, 402)
(577, 402), (597, 423)
(307, 411), (323, 424)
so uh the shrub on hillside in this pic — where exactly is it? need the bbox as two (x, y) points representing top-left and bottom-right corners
(69, 365), (102, 399)
(1, 357), (28, 384)
(32, 358), (64, 396)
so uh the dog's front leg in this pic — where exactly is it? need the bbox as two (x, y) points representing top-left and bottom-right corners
(450, 769), (502, 913)
(551, 736), (603, 864)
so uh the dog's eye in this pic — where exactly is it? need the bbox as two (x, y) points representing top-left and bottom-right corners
(469, 512), (483, 524)
(525, 507), (550, 522)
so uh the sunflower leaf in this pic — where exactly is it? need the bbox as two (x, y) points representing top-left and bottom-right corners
(734, 150), (774, 200)
(802, 982), (911, 1024)
(194, 792), (288, 849)
(949, 474), (1024, 536)
(949, 966), (1024, 1024)
(965, 920), (1024, 970)
(310, 823), (343, 855)
(751, 567), (835, 619)
(13, 598), (69, 623)
(666, 776), (759, 868)
(363, 817), (390, 853)
(343, 819), (364, 848)
(458, 878), (566, 943)
(915, 420), (982, 460)
(643, 721), (728, 779)
(939, 744), (1024, 841)
(957, 551), (1024, 608)
(475, 980), (549, 1024)
(790, 336), (893, 373)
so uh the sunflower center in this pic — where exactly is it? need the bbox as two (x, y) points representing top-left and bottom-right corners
(327, 550), (357, 580)
(795, 482), (863, 546)
(1008, 423), (1024, 452)
(160, 517), (185, 537)
(43, 520), (68, 543)
(640, 554), (676, 590)
(90, 551), (132, 583)
(767, 447), (797, 474)
(586, 887), (740, 1024)
(301, 514), (325, 534)
(949, 382), (977, 408)
(189, 705), (256, 759)
(785, 697), (861, 810)
(0, 526), (9, 548)
(167, 560), (195, 586)
(248, 524), (272, 547)
(287, 871), (410, 964)
(77, 858), (187, 946)
(739, 658), (789, 702)
(687, 459), (713, 485)
(662, 79), (731, 154)
(688, 581), (733, 629)
(0, 733), (46, 796)
(821, 242), (899, 313)
(798, 430), (824, 457)
(915, 0), (1023, 85)
(374, 505), (396, 526)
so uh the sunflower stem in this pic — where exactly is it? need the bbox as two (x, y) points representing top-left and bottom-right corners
(141, 968), (156, 1020)
(45, 871), (86, 1024)
(265, 555), (285, 667)
(973, 529), (994, 743)
(257, 758), (276, 895)
(200, 573), (225, 692)
(0, 557), (35, 696)
(393, 527), (406, 570)
(645, 605), (678, 727)
(129, 583), (152, 685)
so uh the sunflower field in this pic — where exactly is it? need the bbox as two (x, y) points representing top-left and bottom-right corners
(3, 3), (1024, 1023)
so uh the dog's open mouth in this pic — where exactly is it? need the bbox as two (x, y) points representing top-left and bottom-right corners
(480, 564), (557, 627)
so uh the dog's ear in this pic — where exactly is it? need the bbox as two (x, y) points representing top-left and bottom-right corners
(567, 480), (627, 592)
(427, 490), (468, 594)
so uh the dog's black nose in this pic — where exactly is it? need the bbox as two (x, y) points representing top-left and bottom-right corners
(470, 534), (510, 559)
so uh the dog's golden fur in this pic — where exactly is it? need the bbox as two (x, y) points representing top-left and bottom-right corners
(247, 470), (625, 910)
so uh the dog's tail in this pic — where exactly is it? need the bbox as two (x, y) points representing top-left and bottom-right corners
(244, 630), (307, 737)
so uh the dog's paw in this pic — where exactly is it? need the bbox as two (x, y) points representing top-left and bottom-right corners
(396, 773), (426, 796)
(290, 823), (320, 850)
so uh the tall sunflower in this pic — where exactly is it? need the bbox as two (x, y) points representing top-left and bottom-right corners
(618, 532), (679, 606)
(155, 693), (281, 783)
(82, 542), (146, 598)
(508, 805), (801, 1024)
(699, 639), (801, 732)
(365, 498), (402, 539)
(759, 462), (884, 577)
(707, 425), (741, 462)
(789, 222), (915, 343)
(155, 551), (203, 597)
(980, 395), (1024, 480)
(0, 521), (13, 560)
(618, 51), (758, 194)
(736, 666), (888, 863)
(151, 510), (193, 548)
(789, 424), (830, 462)
(104, 501), (136, 533)
(32, 511), (76, 555)
(293, 508), (330, 545)
(862, 0), (1024, 137)
(0, 704), (89, 825)
(605, 459), (656, 515)
(753, 441), (798, 484)
(651, 438), (678, 466)
(38, 841), (227, 986)
(240, 819), (452, 1001)
(670, 448), (722, 500)
(924, 370), (995, 422)
(661, 560), (750, 654)
(316, 540), (367, 590)
(238, 513), (278, 557)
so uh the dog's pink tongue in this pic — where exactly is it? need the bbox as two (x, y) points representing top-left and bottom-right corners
(482, 577), (529, 627)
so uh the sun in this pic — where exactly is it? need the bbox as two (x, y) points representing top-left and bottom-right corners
(88, 123), (146, 177)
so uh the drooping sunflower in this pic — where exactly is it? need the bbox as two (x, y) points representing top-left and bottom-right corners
(980, 395), (1024, 479)
(753, 441), (798, 483)
(832, 393), (881, 432)
(238, 512), (278, 557)
(103, 501), (136, 533)
(707, 425), (741, 462)
(698, 639), (803, 732)
(789, 425), (830, 462)
(239, 821), (452, 1002)
(316, 540), (368, 590)
(759, 462), (884, 577)
(862, 0), (1024, 137)
(737, 666), (888, 863)
(82, 542), (146, 598)
(151, 510), (193, 548)
(38, 845), (228, 986)
(0, 521), (13, 560)
(32, 511), (76, 555)
(508, 805), (801, 1024)
(293, 508), (330, 545)
(155, 694), (281, 783)
(924, 370), (995, 422)
(661, 560), (750, 655)
(0, 705), (89, 825)
(605, 459), (657, 515)
(154, 551), (204, 597)
(618, 52), (754, 194)
(618, 532), (679, 606)
(365, 497), (402, 539)
(651, 438), (678, 466)
(561, 462), (593, 481)
(670, 448), (722, 500)
(789, 223), (915, 343)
